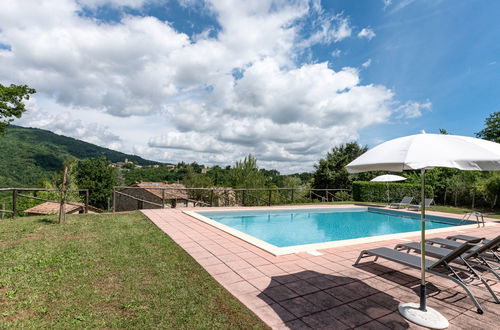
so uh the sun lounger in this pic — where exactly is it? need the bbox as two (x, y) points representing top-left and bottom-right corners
(389, 196), (413, 209)
(354, 240), (492, 314)
(395, 238), (500, 282)
(447, 234), (492, 245)
(428, 235), (500, 265)
(407, 198), (434, 211)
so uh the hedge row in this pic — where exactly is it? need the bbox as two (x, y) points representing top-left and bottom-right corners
(352, 181), (434, 203)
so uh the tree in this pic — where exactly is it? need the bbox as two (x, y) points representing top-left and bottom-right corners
(312, 142), (373, 190)
(0, 83), (36, 134)
(476, 111), (500, 143)
(76, 157), (117, 209)
(230, 154), (265, 188)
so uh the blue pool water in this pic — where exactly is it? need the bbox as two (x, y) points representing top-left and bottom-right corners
(198, 208), (468, 248)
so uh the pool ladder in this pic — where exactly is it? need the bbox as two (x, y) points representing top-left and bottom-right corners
(461, 212), (485, 227)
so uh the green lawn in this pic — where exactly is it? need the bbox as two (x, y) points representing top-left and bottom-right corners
(0, 212), (268, 329)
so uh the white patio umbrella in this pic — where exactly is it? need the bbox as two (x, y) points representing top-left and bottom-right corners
(370, 174), (408, 182)
(371, 174), (407, 203)
(346, 131), (500, 329)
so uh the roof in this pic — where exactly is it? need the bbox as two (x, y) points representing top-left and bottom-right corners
(130, 182), (189, 199)
(24, 202), (100, 215)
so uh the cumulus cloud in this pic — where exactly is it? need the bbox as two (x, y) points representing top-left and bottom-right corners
(396, 101), (432, 119)
(17, 97), (124, 150)
(78, 0), (157, 9)
(358, 28), (376, 40)
(331, 49), (342, 57)
(1, 0), (430, 172)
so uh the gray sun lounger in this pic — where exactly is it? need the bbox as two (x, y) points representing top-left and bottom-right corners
(354, 240), (492, 314)
(447, 234), (492, 245)
(389, 196), (413, 209)
(407, 198), (434, 211)
(428, 235), (500, 264)
(395, 238), (500, 284)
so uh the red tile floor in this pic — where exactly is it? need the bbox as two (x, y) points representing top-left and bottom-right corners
(142, 207), (500, 329)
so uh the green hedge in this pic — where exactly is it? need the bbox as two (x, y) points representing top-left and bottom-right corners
(352, 181), (434, 203)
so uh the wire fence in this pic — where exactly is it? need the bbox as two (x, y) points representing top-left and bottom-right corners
(112, 186), (352, 212)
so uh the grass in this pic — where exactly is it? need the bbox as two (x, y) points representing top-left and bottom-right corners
(0, 212), (268, 329)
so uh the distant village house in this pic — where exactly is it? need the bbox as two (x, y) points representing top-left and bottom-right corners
(114, 182), (190, 211)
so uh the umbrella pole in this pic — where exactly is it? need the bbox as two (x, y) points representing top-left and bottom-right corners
(398, 168), (448, 329)
(419, 168), (427, 311)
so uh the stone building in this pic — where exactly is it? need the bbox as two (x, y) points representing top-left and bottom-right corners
(114, 182), (190, 211)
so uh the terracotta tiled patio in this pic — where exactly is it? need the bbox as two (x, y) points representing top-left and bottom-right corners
(142, 206), (500, 329)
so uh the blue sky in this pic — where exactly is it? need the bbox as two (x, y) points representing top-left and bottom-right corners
(1, 0), (499, 172)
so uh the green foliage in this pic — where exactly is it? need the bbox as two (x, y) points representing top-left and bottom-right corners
(480, 173), (500, 208)
(282, 176), (302, 188)
(476, 111), (500, 143)
(206, 165), (232, 186)
(0, 126), (160, 188)
(352, 181), (434, 203)
(230, 154), (265, 188)
(0, 84), (36, 134)
(76, 157), (117, 209)
(312, 142), (377, 190)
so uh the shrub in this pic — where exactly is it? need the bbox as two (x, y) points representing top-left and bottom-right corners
(352, 181), (433, 203)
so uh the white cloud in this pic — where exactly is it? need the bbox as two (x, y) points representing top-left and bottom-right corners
(2, 0), (429, 172)
(17, 97), (124, 150)
(78, 0), (155, 8)
(362, 59), (372, 68)
(331, 49), (342, 57)
(358, 28), (376, 40)
(396, 101), (432, 119)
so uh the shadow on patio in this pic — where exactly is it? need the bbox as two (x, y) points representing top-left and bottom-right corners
(257, 270), (410, 329)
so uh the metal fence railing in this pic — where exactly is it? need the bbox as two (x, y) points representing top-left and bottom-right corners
(112, 186), (352, 212)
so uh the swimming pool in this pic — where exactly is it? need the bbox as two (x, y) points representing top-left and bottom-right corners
(186, 207), (475, 255)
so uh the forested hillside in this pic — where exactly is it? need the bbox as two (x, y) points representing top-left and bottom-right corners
(0, 125), (163, 187)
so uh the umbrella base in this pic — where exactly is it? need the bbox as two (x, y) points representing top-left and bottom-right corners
(399, 303), (449, 329)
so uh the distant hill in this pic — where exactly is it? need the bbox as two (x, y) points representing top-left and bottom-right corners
(0, 125), (165, 187)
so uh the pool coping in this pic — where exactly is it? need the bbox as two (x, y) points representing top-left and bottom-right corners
(184, 205), (498, 256)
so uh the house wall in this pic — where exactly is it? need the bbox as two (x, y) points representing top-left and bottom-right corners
(115, 188), (168, 212)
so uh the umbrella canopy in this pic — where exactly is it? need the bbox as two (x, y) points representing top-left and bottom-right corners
(370, 174), (407, 182)
(346, 131), (500, 328)
(347, 132), (500, 173)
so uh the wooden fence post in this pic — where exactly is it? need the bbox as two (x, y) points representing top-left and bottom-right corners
(291, 189), (295, 204)
(1, 203), (4, 219)
(85, 190), (89, 214)
(58, 166), (68, 224)
(210, 189), (214, 207)
(162, 189), (165, 209)
(242, 190), (246, 206)
(268, 190), (272, 206)
(112, 188), (116, 213)
(12, 189), (17, 219)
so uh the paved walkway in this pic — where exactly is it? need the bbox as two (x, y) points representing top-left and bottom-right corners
(142, 207), (500, 329)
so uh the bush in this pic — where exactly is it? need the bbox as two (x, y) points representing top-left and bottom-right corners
(352, 181), (434, 203)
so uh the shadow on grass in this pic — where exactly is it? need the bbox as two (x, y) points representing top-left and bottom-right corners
(37, 217), (58, 224)
(258, 270), (409, 329)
